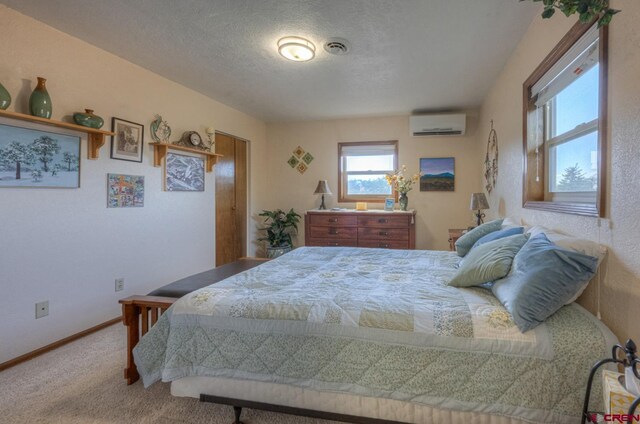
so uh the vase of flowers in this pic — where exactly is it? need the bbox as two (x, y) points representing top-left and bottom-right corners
(258, 208), (301, 258)
(385, 165), (420, 211)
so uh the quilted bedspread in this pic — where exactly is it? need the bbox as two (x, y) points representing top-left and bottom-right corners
(134, 247), (618, 423)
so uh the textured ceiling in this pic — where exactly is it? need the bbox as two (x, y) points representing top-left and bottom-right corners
(3, 0), (540, 122)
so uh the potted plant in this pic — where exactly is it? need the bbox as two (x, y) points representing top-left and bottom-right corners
(258, 208), (301, 258)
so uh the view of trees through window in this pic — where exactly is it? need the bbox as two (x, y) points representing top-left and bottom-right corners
(556, 163), (597, 192)
(346, 174), (392, 196)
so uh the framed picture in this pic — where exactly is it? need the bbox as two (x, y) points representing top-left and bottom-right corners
(111, 117), (144, 162)
(107, 174), (144, 208)
(165, 152), (204, 192)
(384, 198), (395, 211)
(0, 123), (80, 188)
(420, 157), (455, 192)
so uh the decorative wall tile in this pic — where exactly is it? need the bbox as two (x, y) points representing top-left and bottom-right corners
(302, 152), (314, 165)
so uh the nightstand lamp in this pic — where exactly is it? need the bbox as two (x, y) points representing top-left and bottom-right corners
(470, 192), (490, 226)
(314, 180), (332, 210)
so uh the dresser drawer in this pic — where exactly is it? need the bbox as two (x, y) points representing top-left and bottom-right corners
(308, 214), (357, 227)
(358, 240), (410, 250)
(358, 215), (411, 228)
(309, 226), (358, 239)
(358, 227), (410, 241)
(306, 238), (359, 247)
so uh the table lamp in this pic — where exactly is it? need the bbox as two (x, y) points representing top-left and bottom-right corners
(314, 180), (332, 210)
(470, 192), (490, 226)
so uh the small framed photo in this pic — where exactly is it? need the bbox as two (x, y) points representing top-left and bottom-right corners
(111, 117), (144, 163)
(384, 198), (395, 211)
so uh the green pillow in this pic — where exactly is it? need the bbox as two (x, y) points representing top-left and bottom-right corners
(448, 234), (528, 287)
(455, 219), (503, 257)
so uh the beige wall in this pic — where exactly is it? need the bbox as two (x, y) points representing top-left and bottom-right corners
(266, 114), (483, 251)
(477, 0), (640, 344)
(0, 6), (267, 363)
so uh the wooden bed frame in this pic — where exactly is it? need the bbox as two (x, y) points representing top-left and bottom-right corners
(119, 295), (177, 385)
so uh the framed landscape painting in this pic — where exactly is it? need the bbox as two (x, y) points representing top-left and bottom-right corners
(165, 152), (204, 192)
(107, 174), (144, 208)
(111, 117), (144, 162)
(0, 123), (80, 188)
(420, 157), (455, 191)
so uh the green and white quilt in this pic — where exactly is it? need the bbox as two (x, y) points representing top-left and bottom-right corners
(134, 247), (617, 423)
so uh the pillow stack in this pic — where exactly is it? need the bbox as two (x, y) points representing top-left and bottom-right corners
(448, 219), (602, 333)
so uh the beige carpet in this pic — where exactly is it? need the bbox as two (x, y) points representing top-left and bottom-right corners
(0, 323), (338, 424)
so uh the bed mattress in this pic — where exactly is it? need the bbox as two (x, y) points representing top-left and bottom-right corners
(134, 246), (618, 424)
(171, 376), (531, 424)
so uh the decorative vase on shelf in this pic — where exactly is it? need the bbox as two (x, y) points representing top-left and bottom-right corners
(73, 109), (104, 129)
(0, 82), (11, 110)
(29, 77), (52, 118)
(399, 192), (409, 211)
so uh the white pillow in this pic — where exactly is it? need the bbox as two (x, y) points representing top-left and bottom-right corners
(525, 225), (607, 264)
(501, 217), (522, 229)
(524, 225), (607, 304)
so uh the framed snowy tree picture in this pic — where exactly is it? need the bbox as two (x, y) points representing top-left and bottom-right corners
(0, 123), (80, 188)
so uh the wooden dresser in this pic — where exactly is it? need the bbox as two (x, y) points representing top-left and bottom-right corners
(304, 210), (416, 250)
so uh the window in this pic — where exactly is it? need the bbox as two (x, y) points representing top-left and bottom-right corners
(523, 22), (607, 217)
(338, 141), (398, 202)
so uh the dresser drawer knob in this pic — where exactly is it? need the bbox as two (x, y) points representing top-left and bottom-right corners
(328, 218), (338, 223)
(328, 242), (339, 246)
(378, 219), (388, 223)
(329, 229), (339, 235)
(379, 231), (388, 236)
(379, 243), (390, 248)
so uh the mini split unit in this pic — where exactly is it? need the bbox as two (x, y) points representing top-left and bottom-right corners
(410, 114), (466, 136)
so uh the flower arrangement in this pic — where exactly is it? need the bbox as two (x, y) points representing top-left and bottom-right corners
(385, 165), (421, 194)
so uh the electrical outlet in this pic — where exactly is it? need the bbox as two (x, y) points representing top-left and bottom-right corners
(35, 301), (49, 319)
(115, 278), (125, 292)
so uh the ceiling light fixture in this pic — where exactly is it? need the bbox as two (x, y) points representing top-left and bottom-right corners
(277, 36), (315, 62)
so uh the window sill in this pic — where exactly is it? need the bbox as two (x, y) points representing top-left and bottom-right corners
(338, 196), (387, 203)
(523, 200), (600, 217)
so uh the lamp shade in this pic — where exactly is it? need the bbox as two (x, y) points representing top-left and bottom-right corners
(470, 192), (490, 210)
(314, 180), (332, 195)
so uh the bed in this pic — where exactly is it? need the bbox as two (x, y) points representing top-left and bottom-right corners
(131, 246), (617, 424)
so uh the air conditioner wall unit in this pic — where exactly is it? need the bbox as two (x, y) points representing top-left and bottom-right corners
(410, 114), (466, 137)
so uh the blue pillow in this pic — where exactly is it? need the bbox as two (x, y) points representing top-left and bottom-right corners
(455, 219), (503, 257)
(491, 233), (598, 333)
(471, 227), (524, 250)
(448, 234), (528, 287)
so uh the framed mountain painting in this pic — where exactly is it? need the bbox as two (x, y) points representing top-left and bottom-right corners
(420, 157), (455, 192)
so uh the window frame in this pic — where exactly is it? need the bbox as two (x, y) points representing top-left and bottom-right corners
(337, 140), (398, 203)
(522, 21), (608, 217)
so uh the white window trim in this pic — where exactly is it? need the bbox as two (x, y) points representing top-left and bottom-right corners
(338, 141), (398, 202)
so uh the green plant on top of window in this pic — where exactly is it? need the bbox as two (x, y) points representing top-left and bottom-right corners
(523, 0), (620, 26)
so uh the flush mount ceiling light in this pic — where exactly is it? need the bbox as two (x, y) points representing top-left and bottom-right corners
(278, 36), (315, 62)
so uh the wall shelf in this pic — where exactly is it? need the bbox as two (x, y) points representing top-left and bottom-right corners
(149, 142), (222, 173)
(0, 109), (114, 160)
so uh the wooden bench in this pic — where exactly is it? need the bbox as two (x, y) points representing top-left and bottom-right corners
(119, 258), (269, 384)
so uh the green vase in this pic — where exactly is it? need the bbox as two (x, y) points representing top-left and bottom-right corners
(73, 109), (104, 129)
(399, 192), (409, 211)
(0, 82), (10, 110)
(29, 77), (52, 118)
